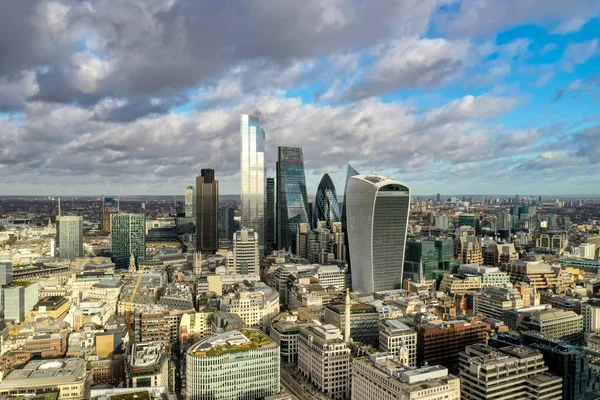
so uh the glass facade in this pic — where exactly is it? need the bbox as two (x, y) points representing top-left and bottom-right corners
(218, 207), (236, 240)
(341, 164), (359, 233)
(57, 216), (83, 259)
(313, 173), (340, 228)
(111, 213), (146, 266)
(196, 169), (219, 253)
(240, 115), (265, 251)
(404, 238), (454, 281)
(276, 147), (309, 253)
(265, 177), (275, 254)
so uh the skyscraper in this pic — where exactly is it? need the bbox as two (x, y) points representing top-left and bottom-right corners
(265, 177), (275, 254)
(240, 114), (266, 251)
(313, 173), (340, 228)
(184, 186), (195, 218)
(340, 164), (359, 233)
(218, 207), (236, 241)
(196, 168), (219, 253)
(56, 216), (83, 259)
(111, 213), (146, 264)
(276, 147), (309, 253)
(346, 174), (411, 292)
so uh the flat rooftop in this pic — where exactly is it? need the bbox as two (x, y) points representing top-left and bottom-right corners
(0, 359), (86, 388)
(189, 329), (276, 357)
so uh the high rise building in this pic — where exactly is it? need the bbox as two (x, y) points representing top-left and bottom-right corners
(346, 174), (411, 292)
(185, 329), (280, 400)
(352, 354), (460, 400)
(0, 262), (12, 286)
(56, 216), (83, 259)
(459, 344), (562, 400)
(184, 186), (195, 218)
(240, 114), (266, 251)
(2, 282), (39, 323)
(340, 164), (359, 233)
(111, 213), (146, 264)
(298, 325), (350, 400)
(313, 173), (340, 228)
(265, 177), (276, 254)
(226, 228), (260, 276)
(196, 169), (219, 253)
(218, 207), (236, 241)
(276, 147), (309, 253)
(404, 238), (454, 281)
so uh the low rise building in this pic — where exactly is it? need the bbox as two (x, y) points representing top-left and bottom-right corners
(269, 312), (317, 364)
(220, 285), (279, 328)
(129, 342), (170, 388)
(379, 319), (417, 368)
(324, 302), (379, 347)
(473, 286), (524, 320)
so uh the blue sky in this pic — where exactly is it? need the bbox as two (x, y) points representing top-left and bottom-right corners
(0, 0), (599, 196)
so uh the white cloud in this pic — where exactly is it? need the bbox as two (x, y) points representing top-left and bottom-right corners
(564, 39), (599, 65)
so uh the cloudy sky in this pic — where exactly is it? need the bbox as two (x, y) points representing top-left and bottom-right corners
(1, 0), (600, 196)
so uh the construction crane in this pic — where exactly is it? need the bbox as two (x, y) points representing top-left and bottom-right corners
(123, 265), (146, 344)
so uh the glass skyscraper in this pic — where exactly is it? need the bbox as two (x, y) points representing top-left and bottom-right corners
(346, 174), (411, 292)
(240, 115), (265, 251)
(313, 173), (340, 228)
(196, 168), (219, 253)
(111, 213), (146, 266)
(265, 177), (276, 254)
(56, 215), (83, 259)
(276, 147), (309, 253)
(340, 164), (359, 232)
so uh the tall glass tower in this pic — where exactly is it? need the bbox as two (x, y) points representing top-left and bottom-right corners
(340, 164), (359, 232)
(111, 213), (146, 266)
(56, 216), (83, 259)
(196, 168), (219, 253)
(313, 173), (340, 228)
(265, 177), (276, 255)
(346, 174), (411, 292)
(240, 115), (265, 251)
(276, 147), (309, 253)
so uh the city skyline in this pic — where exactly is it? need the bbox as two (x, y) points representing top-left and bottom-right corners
(1, 3), (600, 196)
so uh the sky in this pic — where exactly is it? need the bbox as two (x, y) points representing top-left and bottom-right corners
(1, 1), (600, 197)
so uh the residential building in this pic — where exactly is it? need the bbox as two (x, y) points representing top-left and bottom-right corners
(240, 114), (266, 251)
(226, 228), (259, 276)
(313, 173), (340, 228)
(110, 213), (145, 264)
(298, 325), (350, 400)
(56, 216), (83, 259)
(185, 186), (195, 218)
(352, 353), (460, 400)
(379, 319), (417, 367)
(324, 302), (379, 347)
(196, 168), (219, 253)
(276, 146), (309, 253)
(459, 344), (562, 400)
(185, 329), (279, 400)
(346, 174), (411, 292)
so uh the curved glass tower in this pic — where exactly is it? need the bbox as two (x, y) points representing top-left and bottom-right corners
(346, 174), (411, 292)
(240, 115), (265, 251)
(313, 173), (340, 228)
(340, 164), (359, 232)
(276, 147), (309, 253)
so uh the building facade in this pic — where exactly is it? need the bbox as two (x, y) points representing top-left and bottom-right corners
(265, 177), (276, 254)
(340, 164), (359, 233)
(346, 174), (411, 293)
(313, 173), (340, 228)
(57, 215), (84, 259)
(379, 319), (417, 368)
(276, 147), (309, 253)
(196, 168), (219, 253)
(110, 213), (146, 263)
(185, 186), (195, 218)
(226, 228), (260, 276)
(240, 114), (266, 251)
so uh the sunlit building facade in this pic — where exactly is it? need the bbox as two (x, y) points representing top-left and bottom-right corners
(240, 114), (266, 252)
(341, 164), (359, 233)
(313, 173), (340, 228)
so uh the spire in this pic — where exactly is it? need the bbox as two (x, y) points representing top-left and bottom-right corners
(194, 251), (203, 275)
(129, 253), (136, 273)
(344, 288), (351, 344)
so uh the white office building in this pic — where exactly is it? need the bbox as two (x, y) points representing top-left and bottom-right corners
(346, 175), (410, 292)
(226, 228), (260, 276)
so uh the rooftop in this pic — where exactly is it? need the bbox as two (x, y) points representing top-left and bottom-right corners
(188, 329), (276, 357)
(132, 342), (165, 367)
(0, 359), (86, 388)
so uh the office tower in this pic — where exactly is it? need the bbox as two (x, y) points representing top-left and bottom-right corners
(379, 319), (417, 367)
(346, 174), (410, 293)
(56, 215), (84, 259)
(416, 318), (490, 373)
(436, 193), (441, 203)
(458, 212), (477, 228)
(218, 207), (236, 241)
(265, 177), (275, 254)
(276, 147), (309, 253)
(0, 262), (12, 286)
(403, 238), (454, 281)
(340, 164), (359, 233)
(298, 325), (350, 400)
(184, 186), (195, 218)
(185, 329), (280, 400)
(324, 302), (379, 347)
(313, 173), (340, 228)
(240, 114), (266, 251)
(459, 344), (562, 400)
(111, 213), (146, 263)
(226, 228), (259, 276)
(352, 355), (460, 400)
(2, 282), (39, 323)
(196, 168), (219, 253)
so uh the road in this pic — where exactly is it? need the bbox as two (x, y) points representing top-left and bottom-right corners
(281, 369), (322, 400)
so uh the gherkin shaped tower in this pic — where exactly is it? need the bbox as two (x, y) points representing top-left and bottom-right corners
(313, 173), (340, 228)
